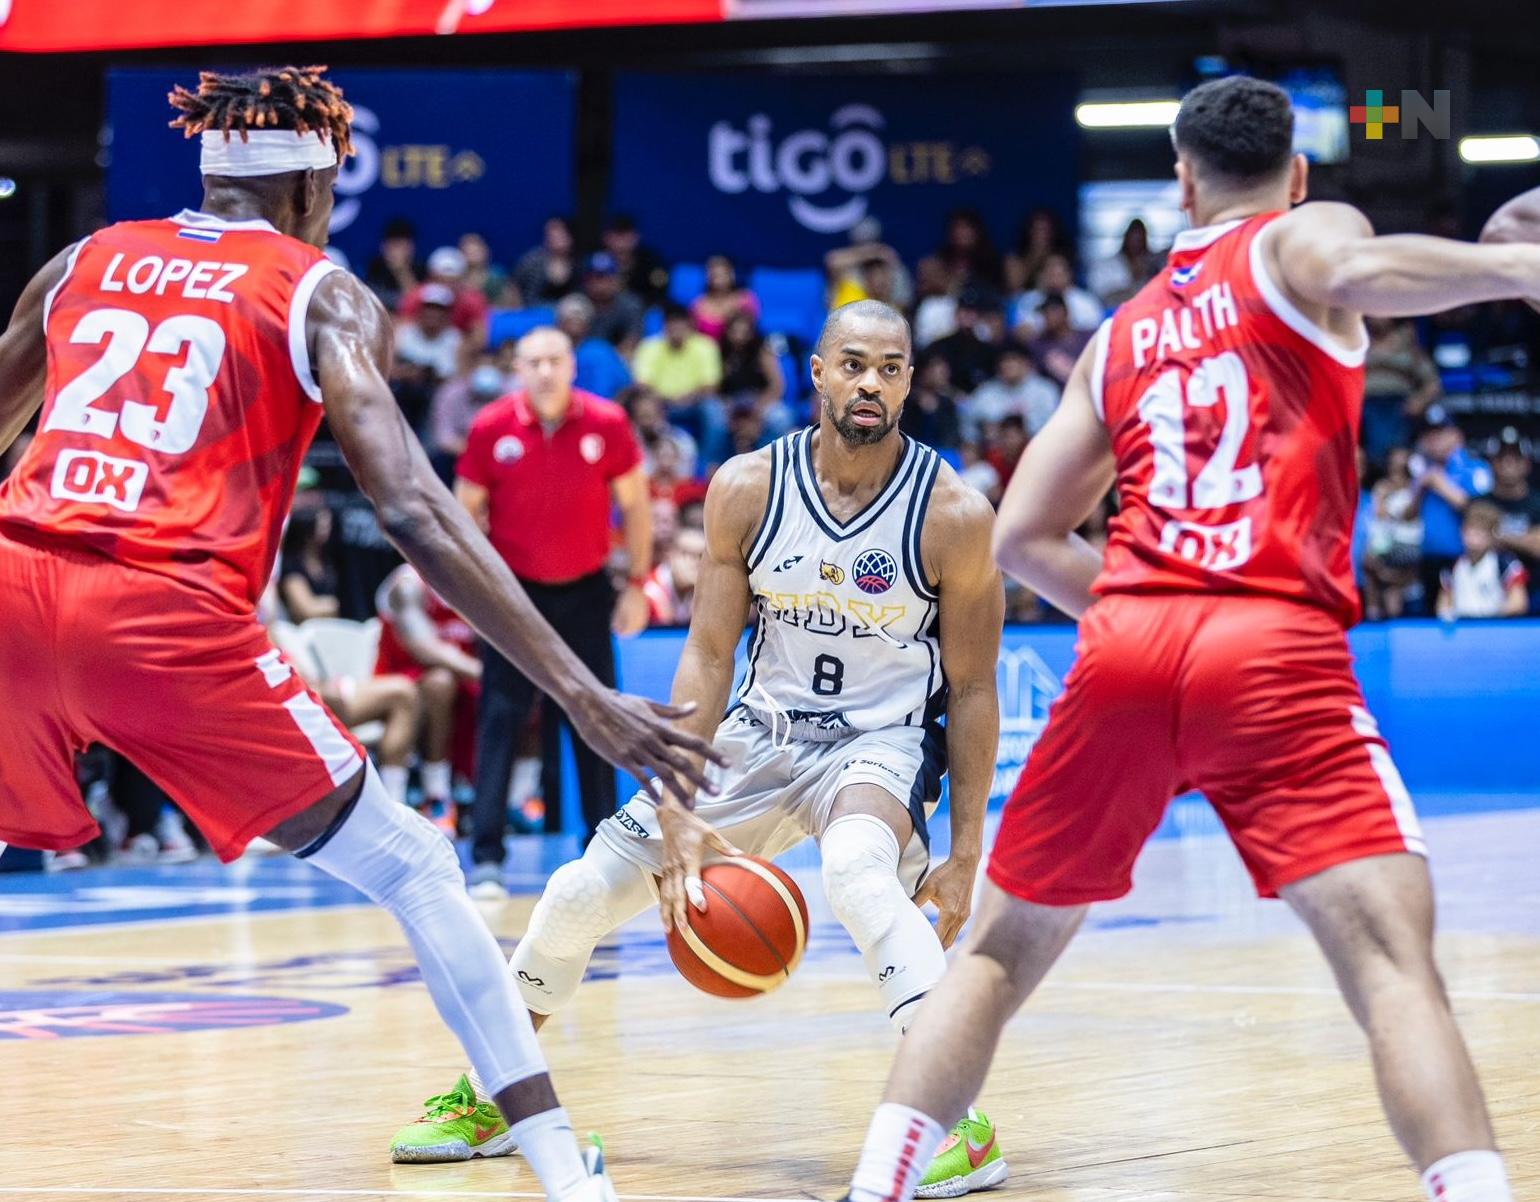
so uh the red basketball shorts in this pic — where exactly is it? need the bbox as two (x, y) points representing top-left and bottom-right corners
(989, 593), (1425, 905)
(0, 528), (363, 861)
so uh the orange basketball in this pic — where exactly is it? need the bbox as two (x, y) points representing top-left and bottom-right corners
(665, 856), (809, 998)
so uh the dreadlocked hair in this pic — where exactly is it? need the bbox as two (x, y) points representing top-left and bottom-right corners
(168, 66), (354, 159)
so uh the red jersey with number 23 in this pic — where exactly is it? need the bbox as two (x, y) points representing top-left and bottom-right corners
(1091, 211), (1367, 626)
(0, 210), (338, 611)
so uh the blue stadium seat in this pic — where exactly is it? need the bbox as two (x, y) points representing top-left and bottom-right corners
(486, 306), (555, 349)
(643, 306), (665, 338)
(764, 331), (803, 401)
(778, 346), (804, 401)
(749, 267), (826, 347)
(668, 262), (707, 306)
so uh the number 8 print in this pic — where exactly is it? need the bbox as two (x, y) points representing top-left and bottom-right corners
(45, 308), (226, 455)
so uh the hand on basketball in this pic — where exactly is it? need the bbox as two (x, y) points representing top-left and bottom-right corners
(657, 800), (742, 935)
(572, 691), (728, 804)
(913, 854), (979, 949)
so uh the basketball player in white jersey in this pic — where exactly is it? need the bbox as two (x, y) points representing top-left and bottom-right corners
(390, 301), (1009, 1197)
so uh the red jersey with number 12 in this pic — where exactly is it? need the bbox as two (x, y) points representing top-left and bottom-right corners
(1091, 211), (1367, 626)
(0, 210), (337, 611)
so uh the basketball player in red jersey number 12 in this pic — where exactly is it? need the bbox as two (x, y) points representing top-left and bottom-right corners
(841, 77), (1540, 1202)
(0, 67), (727, 1201)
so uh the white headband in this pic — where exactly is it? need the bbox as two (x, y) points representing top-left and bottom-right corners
(199, 129), (338, 177)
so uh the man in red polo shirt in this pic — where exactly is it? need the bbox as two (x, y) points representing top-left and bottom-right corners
(456, 327), (652, 896)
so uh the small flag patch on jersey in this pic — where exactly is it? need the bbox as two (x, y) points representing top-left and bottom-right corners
(1171, 262), (1202, 287)
(177, 228), (223, 243)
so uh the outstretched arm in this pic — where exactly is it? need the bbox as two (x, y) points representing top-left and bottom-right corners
(0, 246), (74, 455)
(1479, 187), (1540, 314)
(1269, 201), (1540, 318)
(916, 477), (1004, 948)
(992, 337), (1116, 618)
(661, 452), (764, 756)
(656, 451), (766, 930)
(310, 271), (723, 800)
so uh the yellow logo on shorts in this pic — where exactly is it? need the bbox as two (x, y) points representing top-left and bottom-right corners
(819, 561), (845, 585)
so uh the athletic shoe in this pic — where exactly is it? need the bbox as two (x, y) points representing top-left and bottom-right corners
(389, 1074), (517, 1164)
(156, 811), (199, 863)
(418, 798), (458, 839)
(118, 832), (162, 864)
(44, 848), (90, 872)
(468, 862), (508, 900)
(583, 1132), (619, 1202)
(914, 1109), (1007, 1198)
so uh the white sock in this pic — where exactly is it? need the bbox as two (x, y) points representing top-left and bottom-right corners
(849, 1102), (947, 1202)
(1422, 1151), (1512, 1202)
(509, 1107), (588, 1202)
(422, 760), (453, 802)
(380, 763), (409, 805)
(510, 755), (541, 806)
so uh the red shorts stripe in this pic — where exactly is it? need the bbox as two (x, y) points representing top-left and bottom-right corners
(989, 594), (1423, 903)
(0, 529), (363, 861)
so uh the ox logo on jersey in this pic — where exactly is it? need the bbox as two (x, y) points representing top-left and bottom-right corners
(579, 433), (606, 465)
(819, 561), (845, 585)
(1171, 262), (1203, 287)
(852, 548), (898, 595)
(493, 435), (525, 463)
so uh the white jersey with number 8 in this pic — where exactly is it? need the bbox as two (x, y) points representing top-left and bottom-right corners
(735, 429), (945, 740)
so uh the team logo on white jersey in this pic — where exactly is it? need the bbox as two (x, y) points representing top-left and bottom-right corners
(819, 560), (845, 585)
(853, 548), (898, 595)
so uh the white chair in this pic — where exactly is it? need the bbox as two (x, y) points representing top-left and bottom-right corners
(295, 617), (386, 747)
(303, 617), (383, 681)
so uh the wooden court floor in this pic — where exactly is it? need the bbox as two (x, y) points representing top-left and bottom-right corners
(1, 807), (1537, 1202)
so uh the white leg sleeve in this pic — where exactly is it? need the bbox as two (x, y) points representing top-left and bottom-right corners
(511, 836), (655, 1015)
(820, 813), (948, 1034)
(298, 761), (549, 1098)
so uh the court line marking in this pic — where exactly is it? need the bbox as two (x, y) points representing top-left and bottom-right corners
(1052, 979), (1540, 1004)
(0, 1190), (809, 1201)
(0, 902), (385, 941)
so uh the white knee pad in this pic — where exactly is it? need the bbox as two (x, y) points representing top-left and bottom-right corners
(512, 839), (654, 1015)
(821, 814), (906, 948)
(820, 813), (947, 1033)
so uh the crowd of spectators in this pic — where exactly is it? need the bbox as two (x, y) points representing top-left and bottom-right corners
(4, 201), (1539, 869)
(322, 203), (1540, 628)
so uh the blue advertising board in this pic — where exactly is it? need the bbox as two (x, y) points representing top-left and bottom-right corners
(608, 71), (1079, 267)
(606, 620), (1540, 834)
(106, 69), (575, 274)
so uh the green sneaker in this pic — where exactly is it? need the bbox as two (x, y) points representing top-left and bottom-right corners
(390, 1074), (518, 1164)
(584, 1132), (619, 1202)
(914, 1109), (1007, 1198)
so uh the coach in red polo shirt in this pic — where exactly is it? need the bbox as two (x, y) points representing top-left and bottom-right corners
(455, 327), (651, 895)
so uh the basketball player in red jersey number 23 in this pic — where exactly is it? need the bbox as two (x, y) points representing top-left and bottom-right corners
(0, 67), (726, 1200)
(843, 77), (1540, 1202)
